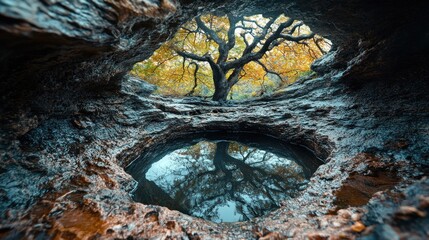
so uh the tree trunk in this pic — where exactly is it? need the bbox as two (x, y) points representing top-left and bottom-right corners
(213, 142), (231, 174)
(212, 72), (231, 101)
(208, 62), (228, 101)
(212, 84), (230, 101)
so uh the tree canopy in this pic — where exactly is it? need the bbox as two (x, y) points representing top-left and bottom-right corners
(132, 14), (331, 100)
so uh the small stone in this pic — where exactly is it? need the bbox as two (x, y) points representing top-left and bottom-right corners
(112, 225), (122, 231)
(337, 209), (351, 220)
(307, 232), (329, 240)
(351, 213), (361, 221)
(285, 229), (297, 238)
(189, 233), (201, 240)
(372, 191), (386, 200)
(72, 119), (86, 129)
(332, 221), (342, 227)
(319, 219), (329, 229)
(395, 206), (427, 220)
(259, 232), (282, 240)
(350, 222), (365, 233)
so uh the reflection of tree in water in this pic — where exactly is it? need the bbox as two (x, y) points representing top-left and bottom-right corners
(144, 141), (307, 222)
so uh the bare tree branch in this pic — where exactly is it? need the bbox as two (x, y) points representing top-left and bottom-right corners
(147, 54), (180, 74)
(278, 32), (315, 43)
(176, 50), (209, 62)
(227, 66), (243, 87)
(224, 18), (298, 70)
(313, 36), (328, 55)
(195, 16), (224, 46)
(242, 17), (279, 56)
(255, 60), (283, 81)
(186, 62), (200, 96)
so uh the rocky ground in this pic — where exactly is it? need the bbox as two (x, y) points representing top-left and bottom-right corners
(1, 0), (429, 239)
(1, 65), (428, 239)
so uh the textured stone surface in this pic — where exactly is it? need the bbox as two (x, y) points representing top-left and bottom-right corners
(120, 74), (157, 96)
(1, 69), (428, 238)
(0, 0), (429, 239)
(1, 0), (428, 124)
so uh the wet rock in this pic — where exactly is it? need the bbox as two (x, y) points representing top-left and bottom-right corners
(337, 231), (354, 240)
(333, 166), (400, 209)
(419, 196), (429, 209)
(351, 213), (362, 222)
(0, 0), (428, 239)
(259, 232), (282, 240)
(144, 211), (159, 223)
(363, 179), (429, 239)
(337, 209), (352, 220)
(311, 50), (340, 74)
(120, 75), (158, 96)
(306, 232), (329, 240)
(362, 224), (400, 240)
(350, 222), (365, 233)
(332, 221), (342, 228)
(394, 206), (427, 220)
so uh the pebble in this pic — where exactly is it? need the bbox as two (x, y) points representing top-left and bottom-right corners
(350, 221), (365, 233)
(332, 221), (342, 227)
(337, 209), (351, 220)
(259, 232), (282, 240)
(395, 206), (427, 220)
(319, 219), (329, 229)
(351, 213), (361, 221)
(306, 232), (329, 240)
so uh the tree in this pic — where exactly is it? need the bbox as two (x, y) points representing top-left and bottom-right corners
(132, 14), (330, 101)
(176, 14), (316, 101)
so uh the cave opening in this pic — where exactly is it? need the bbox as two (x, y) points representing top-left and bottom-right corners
(124, 11), (331, 223)
(130, 13), (331, 101)
(126, 132), (323, 223)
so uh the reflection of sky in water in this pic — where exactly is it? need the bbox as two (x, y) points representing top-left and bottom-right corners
(145, 141), (307, 223)
(215, 201), (240, 222)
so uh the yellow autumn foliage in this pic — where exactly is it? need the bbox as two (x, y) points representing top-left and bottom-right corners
(131, 14), (331, 99)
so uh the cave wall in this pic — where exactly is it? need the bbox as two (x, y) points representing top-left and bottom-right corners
(1, 0), (428, 138)
(0, 0), (180, 137)
(1, 0), (429, 239)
